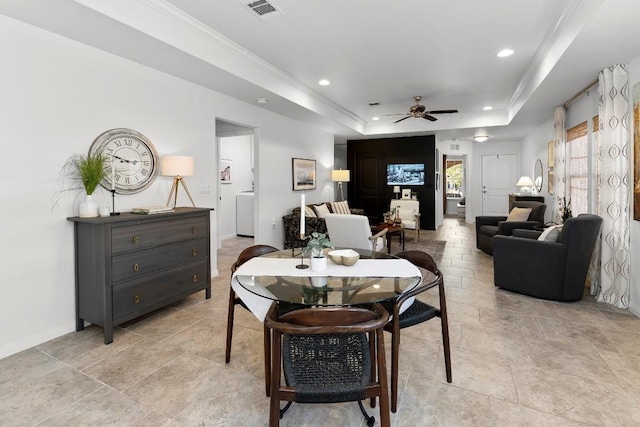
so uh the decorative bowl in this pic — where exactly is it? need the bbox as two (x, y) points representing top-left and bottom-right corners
(327, 249), (360, 266)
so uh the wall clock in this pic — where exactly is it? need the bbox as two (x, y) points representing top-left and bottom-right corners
(89, 128), (160, 194)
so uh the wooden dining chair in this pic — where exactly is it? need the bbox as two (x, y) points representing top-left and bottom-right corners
(265, 303), (391, 427)
(226, 244), (279, 396)
(383, 250), (452, 413)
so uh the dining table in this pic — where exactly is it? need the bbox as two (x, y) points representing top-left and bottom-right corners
(231, 248), (422, 321)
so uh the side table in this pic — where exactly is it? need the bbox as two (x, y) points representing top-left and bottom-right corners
(371, 223), (405, 253)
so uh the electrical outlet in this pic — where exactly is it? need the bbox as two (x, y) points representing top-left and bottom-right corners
(200, 184), (210, 194)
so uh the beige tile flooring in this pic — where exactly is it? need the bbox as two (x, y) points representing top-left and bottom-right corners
(2, 218), (640, 426)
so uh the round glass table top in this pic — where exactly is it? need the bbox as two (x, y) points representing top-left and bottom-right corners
(234, 248), (421, 306)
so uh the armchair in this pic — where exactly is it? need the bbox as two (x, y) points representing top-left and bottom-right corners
(493, 214), (602, 301)
(475, 201), (546, 255)
(390, 199), (421, 242)
(325, 213), (387, 253)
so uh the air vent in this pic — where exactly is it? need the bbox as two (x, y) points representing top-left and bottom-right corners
(244, 0), (282, 20)
(450, 144), (460, 150)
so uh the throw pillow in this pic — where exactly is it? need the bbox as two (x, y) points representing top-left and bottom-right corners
(304, 206), (317, 217)
(313, 203), (331, 218)
(398, 209), (415, 221)
(506, 207), (532, 222)
(330, 200), (351, 215)
(537, 224), (563, 242)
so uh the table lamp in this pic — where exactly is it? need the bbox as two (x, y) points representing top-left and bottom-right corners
(162, 155), (196, 207)
(393, 186), (401, 199)
(516, 176), (534, 195)
(331, 169), (350, 201)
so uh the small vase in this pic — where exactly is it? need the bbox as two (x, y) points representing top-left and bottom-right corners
(79, 194), (99, 218)
(310, 256), (327, 272)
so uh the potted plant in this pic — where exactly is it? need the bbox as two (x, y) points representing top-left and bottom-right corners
(304, 232), (332, 272)
(559, 196), (572, 223)
(60, 151), (108, 217)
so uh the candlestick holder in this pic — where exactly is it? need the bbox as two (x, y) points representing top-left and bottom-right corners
(110, 189), (120, 216)
(295, 233), (309, 269)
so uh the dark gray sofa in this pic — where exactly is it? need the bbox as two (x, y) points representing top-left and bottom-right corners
(493, 214), (602, 301)
(475, 201), (546, 255)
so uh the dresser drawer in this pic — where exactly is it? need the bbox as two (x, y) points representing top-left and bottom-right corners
(112, 216), (208, 253)
(112, 260), (208, 321)
(111, 237), (208, 283)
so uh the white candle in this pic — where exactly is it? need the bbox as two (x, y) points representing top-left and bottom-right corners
(300, 194), (305, 237)
(111, 155), (115, 191)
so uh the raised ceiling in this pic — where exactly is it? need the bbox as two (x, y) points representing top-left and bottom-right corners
(3, 0), (640, 143)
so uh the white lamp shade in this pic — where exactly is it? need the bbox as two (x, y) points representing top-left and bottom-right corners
(162, 155), (194, 177)
(331, 169), (350, 182)
(516, 176), (534, 187)
(393, 186), (400, 193)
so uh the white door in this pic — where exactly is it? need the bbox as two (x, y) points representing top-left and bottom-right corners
(481, 154), (518, 215)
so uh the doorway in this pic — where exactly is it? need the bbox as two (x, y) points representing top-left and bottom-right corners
(215, 119), (257, 249)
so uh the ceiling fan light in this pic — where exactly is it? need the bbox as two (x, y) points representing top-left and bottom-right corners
(473, 135), (489, 142)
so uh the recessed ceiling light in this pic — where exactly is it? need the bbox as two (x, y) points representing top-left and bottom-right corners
(256, 97), (268, 104)
(497, 49), (514, 58)
(318, 79), (330, 86)
(372, 116), (380, 121)
(473, 135), (489, 142)
(483, 106), (493, 111)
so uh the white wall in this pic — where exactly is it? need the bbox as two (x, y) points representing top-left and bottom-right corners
(219, 135), (253, 239)
(519, 117), (555, 222)
(0, 15), (334, 358)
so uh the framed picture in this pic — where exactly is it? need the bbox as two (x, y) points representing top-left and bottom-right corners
(435, 148), (440, 172)
(220, 159), (232, 184)
(292, 158), (316, 190)
(634, 82), (640, 220)
(548, 140), (555, 169)
(401, 189), (411, 199)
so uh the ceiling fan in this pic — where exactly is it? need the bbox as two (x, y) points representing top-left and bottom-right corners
(390, 96), (458, 123)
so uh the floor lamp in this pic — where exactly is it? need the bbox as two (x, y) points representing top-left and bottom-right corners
(162, 155), (196, 207)
(331, 169), (350, 201)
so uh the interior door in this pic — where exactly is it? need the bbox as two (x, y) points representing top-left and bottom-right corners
(481, 154), (518, 215)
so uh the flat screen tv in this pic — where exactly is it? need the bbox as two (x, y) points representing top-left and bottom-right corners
(387, 163), (425, 185)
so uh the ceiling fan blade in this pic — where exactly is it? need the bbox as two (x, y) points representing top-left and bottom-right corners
(427, 109), (458, 114)
(423, 114), (438, 122)
(393, 116), (411, 123)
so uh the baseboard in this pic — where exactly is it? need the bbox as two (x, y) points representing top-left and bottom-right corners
(0, 323), (76, 360)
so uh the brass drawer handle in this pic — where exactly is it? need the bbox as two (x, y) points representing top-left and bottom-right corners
(192, 275), (198, 283)
(132, 236), (139, 245)
(133, 263), (139, 272)
(192, 249), (197, 257)
(134, 294), (140, 304)
(191, 226), (197, 233)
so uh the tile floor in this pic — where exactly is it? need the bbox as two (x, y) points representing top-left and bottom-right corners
(2, 218), (640, 426)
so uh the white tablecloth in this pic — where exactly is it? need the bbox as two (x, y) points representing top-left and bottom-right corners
(232, 257), (420, 321)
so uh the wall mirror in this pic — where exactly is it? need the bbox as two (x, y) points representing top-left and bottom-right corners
(533, 159), (543, 193)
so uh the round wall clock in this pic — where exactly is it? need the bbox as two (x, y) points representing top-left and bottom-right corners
(89, 128), (160, 194)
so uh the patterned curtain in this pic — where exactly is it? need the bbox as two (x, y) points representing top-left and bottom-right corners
(553, 106), (567, 223)
(595, 64), (631, 308)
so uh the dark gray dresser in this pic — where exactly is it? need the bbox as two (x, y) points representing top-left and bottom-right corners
(68, 207), (212, 343)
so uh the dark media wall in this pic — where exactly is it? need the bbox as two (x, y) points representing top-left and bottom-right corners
(346, 135), (436, 230)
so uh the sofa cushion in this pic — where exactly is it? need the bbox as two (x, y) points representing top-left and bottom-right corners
(398, 208), (415, 221)
(478, 225), (499, 238)
(304, 206), (317, 217)
(330, 200), (351, 214)
(538, 224), (563, 242)
(506, 207), (532, 222)
(313, 203), (331, 218)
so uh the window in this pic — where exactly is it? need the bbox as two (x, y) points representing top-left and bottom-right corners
(567, 122), (588, 216)
(445, 159), (463, 197)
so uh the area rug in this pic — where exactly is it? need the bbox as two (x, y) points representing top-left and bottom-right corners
(389, 238), (446, 264)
